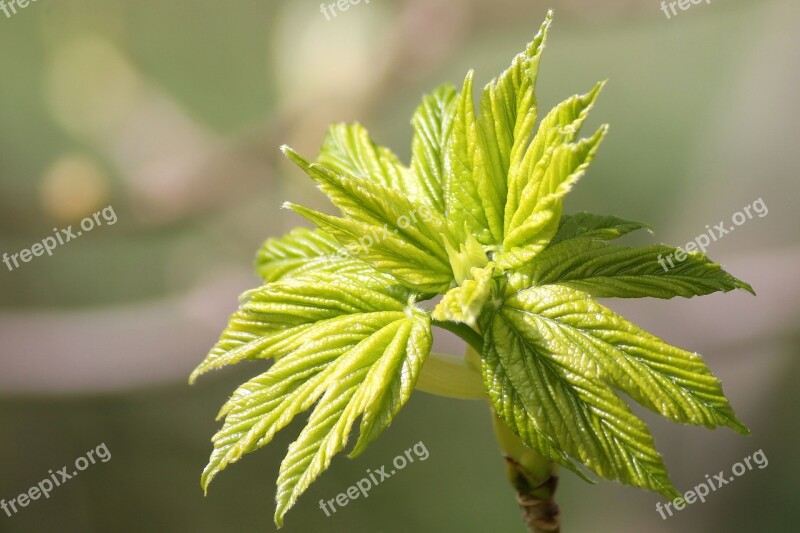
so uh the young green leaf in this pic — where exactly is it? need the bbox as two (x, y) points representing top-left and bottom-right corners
(433, 265), (495, 327)
(444, 70), (495, 245)
(504, 82), (605, 236)
(482, 283), (748, 498)
(475, 11), (553, 244)
(443, 230), (489, 285)
(318, 123), (410, 194)
(500, 285), (749, 433)
(255, 227), (365, 283)
(189, 268), (411, 383)
(283, 147), (457, 293)
(498, 125), (608, 270)
(272, 308), (430, 526)
(550, 211), (651, 245)
(513, 238), (754, 299)
(410, 84), (458, 210)
(482, 308), (679, 498)
(197, 272), (431, 525)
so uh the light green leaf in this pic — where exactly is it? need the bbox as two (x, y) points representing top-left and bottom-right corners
(433, 265), (495, 327)
(514, 238), (754, 298)
(196, 274), (431, 527)
(283, 147), (456, 293)
(475, 11), (552, 243)
(318, 123), (409, 192)
(288, 203), (453, 293)
(498, 125), (608, 270)
(550, 212), (651, 245)
(255, 227), (368, 283)
(503, 285), (749, 432)
(189, 269), (411, 383)
(444, 70), (494, 245)
(272, 308), (431, 526)
(482, 309), (678, 497)
(505, 82), (605, 235)
(410, 84), (458, 210)
(443, 230), (489, 285)
(189, 310), (289, 385)
(482, 283), (748, 495)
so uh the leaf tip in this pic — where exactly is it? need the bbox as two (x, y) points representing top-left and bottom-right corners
(729, 417), (751, 435)
(273, 511), (285, 529)
(586, 79), (608, 104)
(661, 484), (682, 502)
(200, 469), (214, 496)
(281, 145), (312, 171)
(540, 9), (555, 32)
(738, 280), (756, 296)
(463, 68), (475, 85)
(189, 362), (210, 385)
(528, 10), (554, 59)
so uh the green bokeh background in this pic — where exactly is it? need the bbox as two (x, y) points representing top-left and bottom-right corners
(1, 0), (798, 531)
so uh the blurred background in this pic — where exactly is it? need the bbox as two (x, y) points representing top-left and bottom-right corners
(1, 0), (798, 531)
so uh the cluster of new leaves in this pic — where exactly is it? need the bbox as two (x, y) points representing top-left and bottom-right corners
(191, 11), (751, 526)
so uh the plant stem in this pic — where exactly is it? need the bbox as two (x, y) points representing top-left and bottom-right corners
(491, 405), (561, 533)
(439, 327), (561, 531)
(431, 319), (484, 353)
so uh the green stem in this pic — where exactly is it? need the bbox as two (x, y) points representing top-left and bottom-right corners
(431, 319), (484, 352)
(491, 407), (561, 533)
(432, 321), (560, 531)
